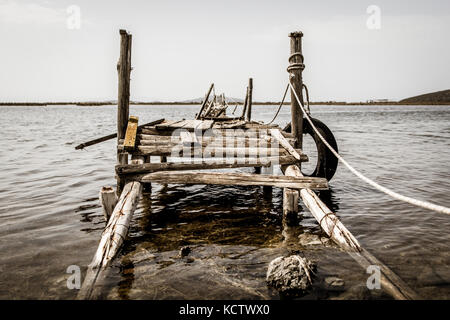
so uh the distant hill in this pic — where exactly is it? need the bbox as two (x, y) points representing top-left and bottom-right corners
(400, 89), (450, 104)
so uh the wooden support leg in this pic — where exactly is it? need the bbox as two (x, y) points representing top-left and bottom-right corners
(116, 152), (128, 195)
(283, 187), (298, 226)
(99, 186), (118, 222)
(143, 155), (152, 192)
(261, 165), (273, 198)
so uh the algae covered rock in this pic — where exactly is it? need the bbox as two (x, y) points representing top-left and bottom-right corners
(266, 255), (317, 298)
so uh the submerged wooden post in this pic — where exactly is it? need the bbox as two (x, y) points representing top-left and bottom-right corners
(245, 78), (253, 121)
(283, 187), (298, 226)
(99, 186), (118, 221)
(288, 32), (304, 150)
(117, 30), (132, 194)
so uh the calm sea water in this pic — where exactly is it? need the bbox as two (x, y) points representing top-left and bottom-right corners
(0, 104), (449, 299)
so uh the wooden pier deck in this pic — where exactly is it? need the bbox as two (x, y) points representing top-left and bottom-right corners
(76, 29), (419, 300)
(115, 118), (325, 190)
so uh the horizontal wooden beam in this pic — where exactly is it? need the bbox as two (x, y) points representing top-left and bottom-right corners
(139, 127), (295, 138)
(132, 146), (306, 159)
(139, 171), (328, 190)
(138, 133), (296, 144)
(116, 155), (303, 175)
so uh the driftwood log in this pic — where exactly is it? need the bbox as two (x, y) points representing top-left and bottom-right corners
(78, 161), (143, 299)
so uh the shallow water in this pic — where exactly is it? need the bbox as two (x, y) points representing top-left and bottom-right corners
(0, 104), (449, 299)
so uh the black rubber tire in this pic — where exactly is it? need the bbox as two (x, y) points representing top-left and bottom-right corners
(284, 118), (338, 181)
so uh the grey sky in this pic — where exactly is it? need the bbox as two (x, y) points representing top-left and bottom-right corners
(0, 0), (449, 102)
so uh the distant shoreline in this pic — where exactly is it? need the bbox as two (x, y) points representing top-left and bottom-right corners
(1, 101), (449, 106)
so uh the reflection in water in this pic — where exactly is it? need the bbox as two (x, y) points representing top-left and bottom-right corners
(317, 188), (340, 214)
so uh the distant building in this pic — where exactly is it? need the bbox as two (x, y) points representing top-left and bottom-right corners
(367, 99), (390, 103)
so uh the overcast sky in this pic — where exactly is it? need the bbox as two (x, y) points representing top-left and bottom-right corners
(0, 0), (449, 102)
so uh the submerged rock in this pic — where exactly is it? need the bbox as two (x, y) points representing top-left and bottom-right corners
(266, 255), (317, 298)
(179, 246), (191, 258)
(324, 276), (345, 290)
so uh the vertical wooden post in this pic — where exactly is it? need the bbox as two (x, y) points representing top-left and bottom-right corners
(245, 78), (253, 121)
(261, 164), (273, 198)
(99, 186), (118, 222)
(288, 32), (304, 151)
(283, 188), (298, 226)
(117, 29), (132, 194)
(282, 32), (304, 221)
(240, 83), (249, 120)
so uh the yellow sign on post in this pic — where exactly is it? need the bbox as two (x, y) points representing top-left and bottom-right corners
(124, 116), (139, 151)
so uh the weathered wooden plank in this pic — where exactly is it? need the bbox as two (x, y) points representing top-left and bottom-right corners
(138, 138), (293, 149)
(74, 119), (164, 150)
(170, 120), (190, 128)
(270, 128), (302, 161)
(140, 171), (328, 190)
(196, 83), (214, 120)
(138, 133), (295, 144)
(155, 120), (183, 129)
(195, 120), (214, 130)
(134, 146), (305, 158)
(139, 126), (294, 137)
(116, 155), (301, 175)
(123, 116), (139, 150)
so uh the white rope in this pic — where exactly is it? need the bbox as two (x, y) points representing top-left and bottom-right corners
(288, 82), (450, 215)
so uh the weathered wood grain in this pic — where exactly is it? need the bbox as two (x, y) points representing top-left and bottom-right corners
(78, 179), (142, 299)
(245, 78), (253, 121)
(270, 128), (302, 161)
(288, 32), (304, 149)
(123, 116), (138, 151)
(134, 145), (304, 159)
(99, 186), (117, 221)
(140, 171), (328, 190)
(196, 83), (214, 119)
(116, 155), (301, 175)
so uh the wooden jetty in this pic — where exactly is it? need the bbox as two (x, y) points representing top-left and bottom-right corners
(76, 29), (419, 300)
